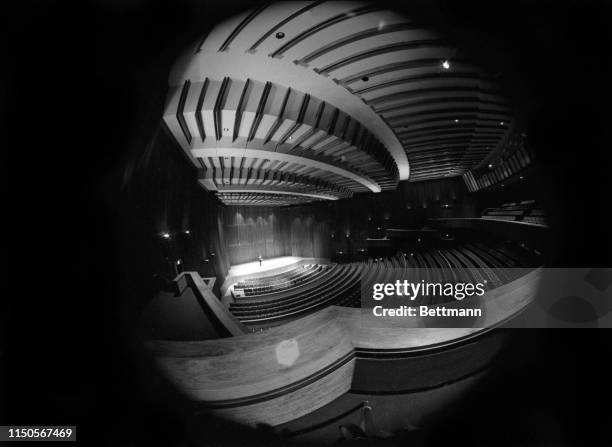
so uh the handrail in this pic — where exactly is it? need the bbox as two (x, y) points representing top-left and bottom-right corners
(173, 271), (247, 337)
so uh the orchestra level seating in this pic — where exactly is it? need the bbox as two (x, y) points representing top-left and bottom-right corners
(232, 264), (329, 297)
(227, 239), (542, 327)
(481, 200), (548, 226)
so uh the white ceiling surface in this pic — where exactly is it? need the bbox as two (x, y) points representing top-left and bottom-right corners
(163, 1), (512, 205)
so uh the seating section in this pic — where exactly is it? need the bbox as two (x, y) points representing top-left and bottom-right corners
(337, 239), (541, 308)
(233, 264), (328, 297)
(481, 200), (547, 226)
(523, 208), (547, 226)
(229, 263), (363, 326)
(227, 240), (541, 326)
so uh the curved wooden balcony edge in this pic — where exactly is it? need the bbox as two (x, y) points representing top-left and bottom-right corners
(146, 268), (542, 426)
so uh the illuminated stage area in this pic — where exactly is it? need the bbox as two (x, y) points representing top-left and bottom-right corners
(227, 256), (306, 277)
(221, 256), (330, 298)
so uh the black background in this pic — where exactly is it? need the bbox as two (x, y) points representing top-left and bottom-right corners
(3, 1), (611, 445)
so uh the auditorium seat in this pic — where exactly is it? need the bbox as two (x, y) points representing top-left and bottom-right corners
(482, 200), (548, 226)
(233, 264), (328, 297)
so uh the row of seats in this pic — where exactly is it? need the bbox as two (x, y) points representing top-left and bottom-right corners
(235, 265), (308, 288)
(227, 240), (541, 325)
(482, 200), (547, 225)
(523, 208), (547, 225)
(233, 264), (328, 297)
(338, 239), (539, 308)
(229, 263), (363, 325)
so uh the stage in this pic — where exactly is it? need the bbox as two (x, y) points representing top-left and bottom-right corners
(221, 256), (329, 298)
(227, 256), (305, 277)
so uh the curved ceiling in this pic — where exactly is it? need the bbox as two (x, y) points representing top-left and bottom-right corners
(163, 1), (513, 206)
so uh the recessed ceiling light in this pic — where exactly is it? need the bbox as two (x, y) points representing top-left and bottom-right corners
(441, 60), (451, 70)
(275, 31), (285, 39)
(500, 121), (504, 125)
(454, 119), (459, 123)
(520, 176), (524, 180)
(162, 233), (170, 239)
(361, 76), (369, 82)
(488, 164), (493, 168)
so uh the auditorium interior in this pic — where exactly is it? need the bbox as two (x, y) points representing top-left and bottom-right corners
(4, 1), (610, 446)
(126, 1), (568, 443)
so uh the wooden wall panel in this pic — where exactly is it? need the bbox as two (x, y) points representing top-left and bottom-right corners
(222, 177), (476, 265)
(119, 127), (230, 299)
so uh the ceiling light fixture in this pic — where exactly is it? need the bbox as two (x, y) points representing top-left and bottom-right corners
(441, 60), (451, 70)
(275, 32), (285, 39)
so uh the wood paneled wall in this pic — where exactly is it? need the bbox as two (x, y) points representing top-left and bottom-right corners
(119, 127), (230, 299)
(223, 177), (475, 264)
(224, 206), (331, 264)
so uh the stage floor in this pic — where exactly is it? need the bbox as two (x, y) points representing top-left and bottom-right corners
(227, 256), (305, 277)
